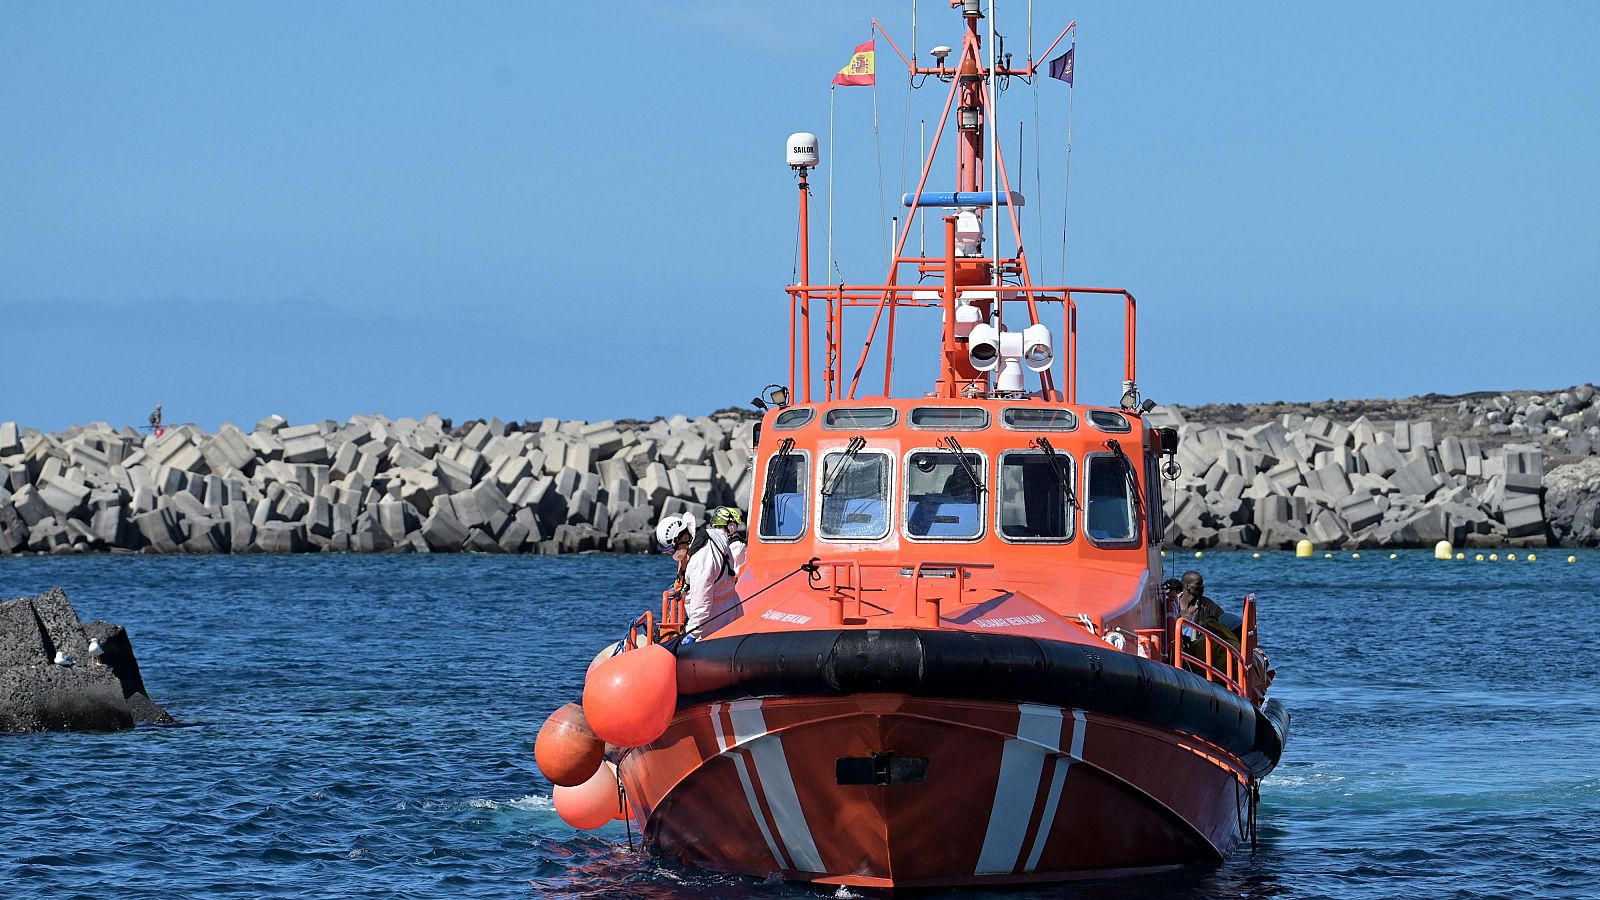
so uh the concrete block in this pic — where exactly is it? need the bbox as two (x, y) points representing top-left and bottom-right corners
(596, 458), (633, 487)
(1389, 459), (1439, 499)
(0, 422), (20, 457)
(1392, 421), (1413, 452)
(1336, 494), (1383, 532)
(463, 421), (493, 452)
(1306, 510), (1351, 546)
(36, 479), (91, 521)
(512, 506), (544, 543)
(132, 508), (182, 552)
(463, 529), (501, 553)
(1500, 492), (1545, 538)
(565, 439), (595, 475)
(255, 521), (307, 553)
(470, 479), (512, 521)
(422, 503), (469, 550)
(225, 503), (253, 552)
(166, 490), (209, 522)
(1411, 421), (1435, 451)
(305, 496), (334, 538)
(375, 497), (410, 544)
(496, 519), (531, 553)
(434, 455), (474, 494)
(10, 484), (53, 527)
(89, 506), (128, 546)
(282, 431), (330, 466)
(491, 455), (533, 490)
(1311, 464), (1351, 497)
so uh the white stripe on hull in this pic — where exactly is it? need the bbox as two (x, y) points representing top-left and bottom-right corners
(975, 703), (1063, 875)
(708, 701), (787, 870)
(1023, 708), (1086, 872)
(727, 699), (826, 873)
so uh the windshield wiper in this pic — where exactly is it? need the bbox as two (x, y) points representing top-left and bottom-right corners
(941, 436), (985, 495)
(1105, 438), (1145, 518)
(760, 438), (796, 517)
(1031, 437), (1079, 508)
(821, 436), (867, 496)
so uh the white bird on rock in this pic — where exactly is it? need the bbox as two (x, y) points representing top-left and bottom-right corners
(53, 650), (74, 667)
(88, 638), (104, 664)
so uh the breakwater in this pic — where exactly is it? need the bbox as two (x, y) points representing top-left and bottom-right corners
(0, 414), (754, 556)
(0, 387), (1596, 556)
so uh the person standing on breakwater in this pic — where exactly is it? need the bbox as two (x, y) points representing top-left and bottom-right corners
(682, 507), (745, 641)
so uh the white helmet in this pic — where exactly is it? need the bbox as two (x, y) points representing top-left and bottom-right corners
(655, 512), (698, 551)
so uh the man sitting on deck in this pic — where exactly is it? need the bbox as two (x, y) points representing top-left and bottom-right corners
(1178, 571), (1238, 647)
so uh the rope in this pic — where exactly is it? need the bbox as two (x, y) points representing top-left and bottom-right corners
(617, 771), (634, 851)
(673, 557), (823, 642)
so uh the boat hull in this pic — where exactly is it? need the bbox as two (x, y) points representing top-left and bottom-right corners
(620, 694), (1257, 889)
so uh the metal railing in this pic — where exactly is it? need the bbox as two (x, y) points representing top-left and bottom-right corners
(809, 559), (993, 627)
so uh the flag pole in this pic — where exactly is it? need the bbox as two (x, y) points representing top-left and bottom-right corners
(1059, 38), (1074, 283)
(827, 84), (836, 287)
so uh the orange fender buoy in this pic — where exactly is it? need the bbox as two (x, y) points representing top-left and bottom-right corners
(553, 760), (622, 830)
(534, 702), (604, 787)
(582, 643), (678, 748)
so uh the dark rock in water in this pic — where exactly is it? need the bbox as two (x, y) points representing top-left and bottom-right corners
(83, 620), (174, 725)
(0, 588), (172, 732)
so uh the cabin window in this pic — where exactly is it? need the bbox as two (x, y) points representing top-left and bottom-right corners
(1145, 452), (1165, 543)
(1087, 410), (1132, 433)
(774, 408), (815, 429)
(904, 450), (985, 540)
(758, 451), (809, 540)
(819, 450), (892, 540)
(1001, 408), (1078, 431)
(909, 407), (989, 430)
(823, 407), (897, 429)
(1085, 454), (1139, 545)
(997, 451), (1075, 542)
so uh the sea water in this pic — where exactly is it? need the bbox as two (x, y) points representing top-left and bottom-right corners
(1, 551), (1596, 899)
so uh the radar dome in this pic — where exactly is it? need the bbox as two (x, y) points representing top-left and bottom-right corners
(787, 132), (819, 168)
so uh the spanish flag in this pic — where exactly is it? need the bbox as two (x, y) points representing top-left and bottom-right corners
(833, 40), (875, 86)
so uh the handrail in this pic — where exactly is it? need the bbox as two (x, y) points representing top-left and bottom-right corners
(659, 588), (685, 636)
(784, 281), (1137, 402)
(810, 559), (993, 628)
(1172, 617), (1247, 698)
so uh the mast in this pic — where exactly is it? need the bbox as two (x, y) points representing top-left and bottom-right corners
(782, 4), (1132, 409)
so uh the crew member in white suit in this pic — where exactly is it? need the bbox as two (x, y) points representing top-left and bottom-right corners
(683, 507), (745, 639)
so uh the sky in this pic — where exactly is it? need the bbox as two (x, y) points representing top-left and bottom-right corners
(3, 1), (1597, 432)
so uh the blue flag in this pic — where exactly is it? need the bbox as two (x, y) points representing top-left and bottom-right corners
(1049, 46), (1074, 85)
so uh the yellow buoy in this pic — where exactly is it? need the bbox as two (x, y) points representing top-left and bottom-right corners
(1389, 553), (1399, 559)
(1569, 555), (1578, 564)
(1351, 552), (1361, 559)
(1251, 552), (1261, 559)
(1475, 554), (1485, 561)
(1296, 540), (1314, 558)
(1434, 540), (1453, 560)
(1507, 553), (1518, 561)
(1489, 553), (1499, 561)
(1194, 551), (1205, 558)
(1324, 552), (1334, 559)
(1456, 552), (1465, 560)
(1527, 553), (1537, 562)
(1160, 550), (1166, 558)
